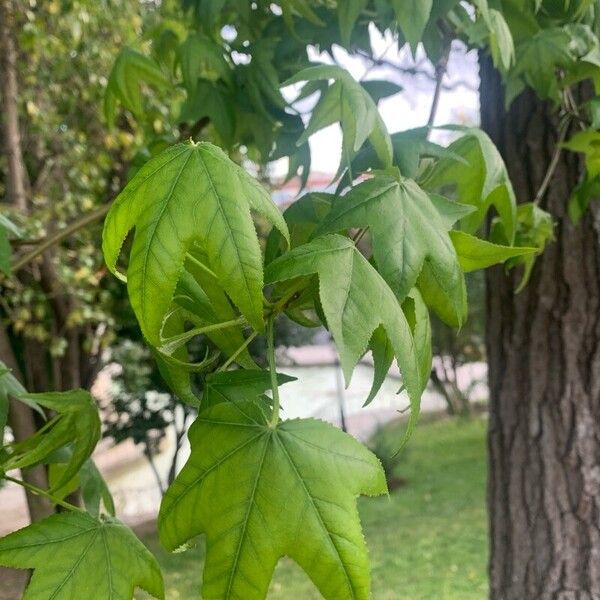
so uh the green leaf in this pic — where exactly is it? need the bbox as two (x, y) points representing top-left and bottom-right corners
(102, 141), (289, 344)
(0, 228), (11, 276)
(488, 9), (515, 70)
(563, 130), (600, 179)
(158, 401), (386, 600)
(0, 512), (164, 600)
(0, 213), (21, 277)
(6, 390), (100, 491)
(338, 127), (468, 187)
(392, 0), (433, 52)
(316, 173), (466, 318)
(174, 267), (256, 368)
(513, 28), (574, 99)
(496, 202), (554, 292)
(423, 127), (517, 242)
(179, 80), (235, 145)
(285, 64), (393, 170)
(450, 230), (536, 272)
(48, 452), (115, 518)
(264, 234), (425, 403)
(0, 363), (27, 432)
(179, 32), (232, 93)
(338, 0), (368, 46)
(360, 80), (403, 104)
(568, 174), (600, 223)
(201, 369), (295, 412)
(104, 47), (169, 127)
(265, 192), (335, 264)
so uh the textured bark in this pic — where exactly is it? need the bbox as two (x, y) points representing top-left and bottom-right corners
(480, 58), (600, 598)
(0, 326), (53, 522)
(0, 0), (28, 213)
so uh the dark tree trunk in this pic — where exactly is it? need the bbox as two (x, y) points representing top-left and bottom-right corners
(480, 57), (600, 598)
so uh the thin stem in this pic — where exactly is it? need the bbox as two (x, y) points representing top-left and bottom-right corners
(426, 33), (451, 137)
(217, 330), (259, 372)
(534, 114), (571, 205)
(3, 474), (82, 512)
(267, 316), (280, 428)
(11, 204), (110, 273)
(159, 316), (248, 354)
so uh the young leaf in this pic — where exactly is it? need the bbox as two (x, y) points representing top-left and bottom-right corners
(102, 141), (289, 345)
(264, 234), (425, 403)
(201, 369), (295, 411)
(104, 47), (169, 128)
(0, 512), (164, 600)
(514, 28), (574, 100)
(315, 173), (466, 317)
(450, 230), (536, 272)
(423, 127), (517, 242)
(284, 64), (393, 169)
(6, 390), (100, 491)
(179, 32), (232, 93)
(392, 0), (433, 52)
(158, 401), (386, 600)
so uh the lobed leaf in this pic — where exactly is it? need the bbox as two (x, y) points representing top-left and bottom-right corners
(316, 173), (467, 324)
(159, 400), (386, 600)
(264, 234), (427, 405)
(102, 141), (289, 345)
(0, 512), (164, 600)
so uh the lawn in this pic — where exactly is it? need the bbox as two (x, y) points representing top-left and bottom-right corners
(138, 415), (488, 599)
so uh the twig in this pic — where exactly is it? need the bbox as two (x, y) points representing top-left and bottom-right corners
(427, 43), (451, 134)
(11, 204), (110, 273)
(534, 115), (571, 205)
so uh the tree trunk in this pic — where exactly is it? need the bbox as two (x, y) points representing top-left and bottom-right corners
(0, 0), (28, 213)
(480, 57), (600, 598)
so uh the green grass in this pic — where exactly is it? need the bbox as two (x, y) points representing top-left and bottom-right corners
(138, 416), (488, 600)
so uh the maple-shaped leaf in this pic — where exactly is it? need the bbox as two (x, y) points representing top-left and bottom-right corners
(5, 390), (100, 491)
(315, 173), (466, 320)
(179, 32), (232, 94)
(284, 64), (392, 171)
(158, 401), (386, 600)
(264, 234), (424, 403)
(0, 512), (164, 600)
(104, 47), (169, 128)
(102, 141), (289, 345)
(422, 127), (517, 243)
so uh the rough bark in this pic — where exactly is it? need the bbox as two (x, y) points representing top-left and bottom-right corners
(0, 0), (55, 522)
(0, 0), (28, 213)
(480, 57), (600, 598)
(0, 327), (53, 522)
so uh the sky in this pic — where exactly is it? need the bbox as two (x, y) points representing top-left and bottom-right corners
(274, 26), (481, 176)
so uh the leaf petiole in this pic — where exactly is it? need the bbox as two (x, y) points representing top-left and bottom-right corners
(217, 330), (259, 372)
(3, 474), (83, 512)
(159, 316), (248, 355)
(267, 316), (280, 428)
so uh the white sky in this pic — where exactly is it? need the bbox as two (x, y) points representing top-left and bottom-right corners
(274, 26), (481, 176)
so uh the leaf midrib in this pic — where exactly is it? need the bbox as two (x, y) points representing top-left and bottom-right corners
(274, 430), (357, 599)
